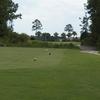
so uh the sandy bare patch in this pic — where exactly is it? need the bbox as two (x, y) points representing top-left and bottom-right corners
(81, 50), (100, 55)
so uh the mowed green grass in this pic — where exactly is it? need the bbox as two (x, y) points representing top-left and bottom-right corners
(0, 47), (100, 100)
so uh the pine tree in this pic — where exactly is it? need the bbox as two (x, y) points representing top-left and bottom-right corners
(0, 0), (21, 36)
(87, 0), (100, 46)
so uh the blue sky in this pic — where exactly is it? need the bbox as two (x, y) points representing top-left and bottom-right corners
(13, 0), (87, 36)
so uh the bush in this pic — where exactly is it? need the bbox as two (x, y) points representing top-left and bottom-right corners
(0, 31), (79, 49)
(0, 42), (5, 47)
(31, 41), (79, 49)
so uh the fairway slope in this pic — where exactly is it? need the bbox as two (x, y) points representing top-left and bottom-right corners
(0, 47), (100, 100)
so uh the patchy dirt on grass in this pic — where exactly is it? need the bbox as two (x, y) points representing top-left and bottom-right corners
(80, 50), (100, 55)
(80, 46), (100, 55)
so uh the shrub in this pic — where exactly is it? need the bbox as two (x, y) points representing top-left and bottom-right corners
(31, 41), (79, 49)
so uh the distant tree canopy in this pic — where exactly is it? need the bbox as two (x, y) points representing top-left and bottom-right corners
(53, 32), (59, 41)
(35, 31), (42, 40)
(0, 0), (21, 36)
(64, 24), (77, 40)
(32, 19), (43, 34)
(64, 24), (73, 39)
(61, 33), (66, 41)
(64, 24), (73, 34)
(72, 31), (77, 38)
(41, 33), (51, 41)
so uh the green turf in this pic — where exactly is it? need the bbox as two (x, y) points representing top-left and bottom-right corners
(0, 47), (100, 100)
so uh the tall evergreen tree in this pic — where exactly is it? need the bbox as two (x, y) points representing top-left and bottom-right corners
(79, 4), (89, 40)
(32, 19), (43, 34)
(64, 24), (73, 34)
(87, 0), (100, 46)
(0, 0), (21, 36)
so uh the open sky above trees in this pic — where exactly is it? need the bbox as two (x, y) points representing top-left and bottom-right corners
(13, 0), (87, 36)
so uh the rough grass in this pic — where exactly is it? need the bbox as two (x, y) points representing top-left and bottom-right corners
(49, 41), (80, 45)
(0, 47), (100, 100)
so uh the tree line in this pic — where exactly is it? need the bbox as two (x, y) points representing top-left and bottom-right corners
(32, 19), (78, 41)
(0, 0), (78, 47)
(80, 0), (100, 49)
(0, 0), (100, 49)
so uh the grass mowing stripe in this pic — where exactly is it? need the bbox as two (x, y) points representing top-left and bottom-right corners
(0, 47), (100, 100)
(0, 47), (65, 69)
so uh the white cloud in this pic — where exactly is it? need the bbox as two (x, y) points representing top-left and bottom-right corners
(13, 0), (87, 36)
